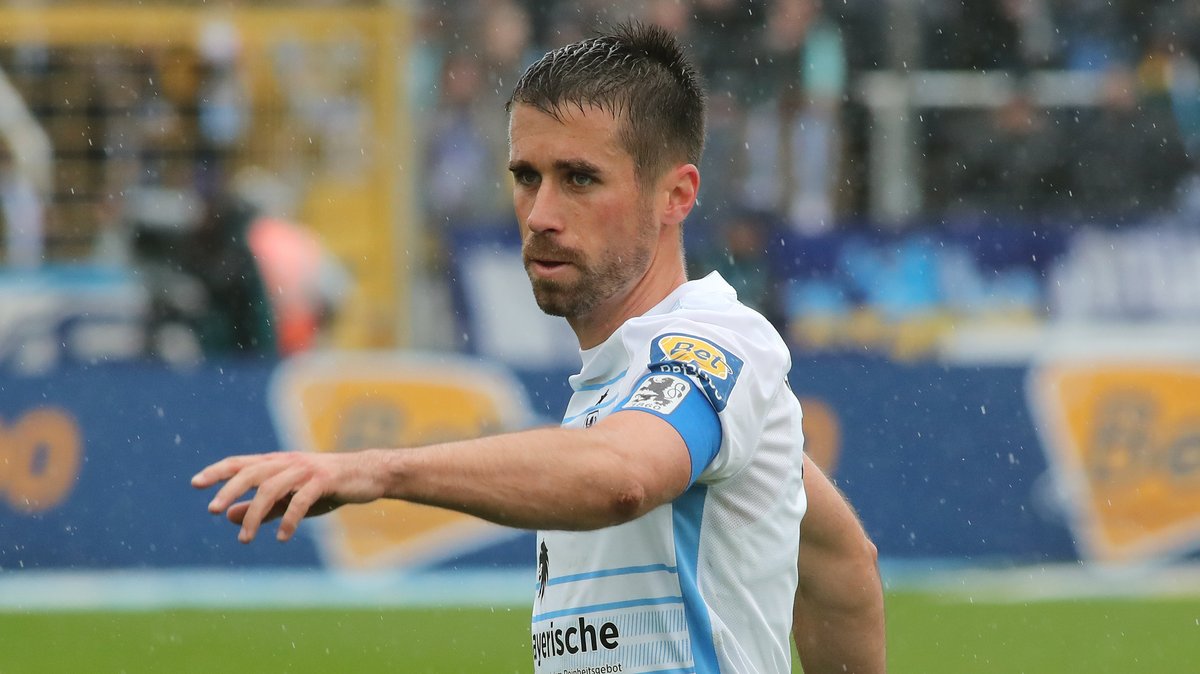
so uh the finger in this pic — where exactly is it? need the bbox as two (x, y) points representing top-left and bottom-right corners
(191, 454), (266, 489)
(227, 499), (288, 526)
(207, 457), (286, 514)
(227, 500), (251, 525)
(276, 483), (324, 542)
(239, 465), (309, 544)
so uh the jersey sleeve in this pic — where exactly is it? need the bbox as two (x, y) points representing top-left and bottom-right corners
(624, 321), (791, 485)
(617, 371), (721, 486)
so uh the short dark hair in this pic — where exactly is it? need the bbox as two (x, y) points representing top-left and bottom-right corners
(507, 21), (706, 186)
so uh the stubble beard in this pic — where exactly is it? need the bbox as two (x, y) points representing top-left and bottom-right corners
(524, 216), (655, 320)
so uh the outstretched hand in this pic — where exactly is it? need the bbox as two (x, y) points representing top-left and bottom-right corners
(191, 450), (386, 544)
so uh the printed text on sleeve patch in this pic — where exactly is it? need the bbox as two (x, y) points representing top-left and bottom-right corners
(649, 333), (744, 412)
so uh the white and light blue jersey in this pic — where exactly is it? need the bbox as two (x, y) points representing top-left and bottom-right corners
(533, 272), (807, 674)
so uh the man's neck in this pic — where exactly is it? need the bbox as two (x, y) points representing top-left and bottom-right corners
(569, 263), (687, 350)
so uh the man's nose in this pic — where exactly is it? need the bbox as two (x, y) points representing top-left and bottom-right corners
(525, 183), (565, 234)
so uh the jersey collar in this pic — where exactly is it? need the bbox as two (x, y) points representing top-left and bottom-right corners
(568, 272), (735, 392)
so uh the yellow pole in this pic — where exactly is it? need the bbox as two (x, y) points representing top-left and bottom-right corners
(0, 4), (412, 349)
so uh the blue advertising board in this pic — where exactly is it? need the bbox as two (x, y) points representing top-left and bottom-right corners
(0, 354), (1141, 572)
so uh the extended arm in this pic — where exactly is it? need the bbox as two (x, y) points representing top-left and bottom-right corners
(793, 455), (886, 674)
(192, 410), (691, 543)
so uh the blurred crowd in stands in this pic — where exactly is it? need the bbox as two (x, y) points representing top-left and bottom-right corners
(2, 0), (1200, 366)
(413, 0), (1200, 357)
(415, 0), (1200, 226)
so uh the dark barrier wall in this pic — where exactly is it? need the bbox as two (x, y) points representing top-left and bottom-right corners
(0, 358), (1078, 571)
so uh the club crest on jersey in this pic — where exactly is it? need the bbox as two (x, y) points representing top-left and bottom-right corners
(626, 374), (691, 414)
(650, 333), (743, 412)
(537, 540), (549, 600)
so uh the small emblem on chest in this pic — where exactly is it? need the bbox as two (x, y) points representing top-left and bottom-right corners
(537, 541), (550, 599)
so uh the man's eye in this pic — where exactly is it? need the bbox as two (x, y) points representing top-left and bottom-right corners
(569, 173), (595, 187)
(514, 171), (539, 186)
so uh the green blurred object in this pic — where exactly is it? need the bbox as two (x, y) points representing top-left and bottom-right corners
(2, 593), (1199, 673)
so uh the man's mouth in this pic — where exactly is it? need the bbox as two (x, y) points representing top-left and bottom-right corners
(529, 259), (571, 275)
(524, 239), (580, 279)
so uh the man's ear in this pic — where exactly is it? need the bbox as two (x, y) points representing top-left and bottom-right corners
(661, 163), (700, 227)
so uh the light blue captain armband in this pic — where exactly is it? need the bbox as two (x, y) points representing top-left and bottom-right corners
(617, 372), (722, 486)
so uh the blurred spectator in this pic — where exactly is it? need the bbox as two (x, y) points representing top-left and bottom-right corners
(476, 0), (536, 102)
(939, 91), (1070, 218)
(183, 195), (277, 357)
(90, 195), (133, 268)
(531, 0), (644, 51)
(957, 0), (1057, 72)
(1067, 66), (1190, 222)
(690, 209), (783, 328)
(126, 186), (276, 360)
(1052, 0), (1140, 71)
(425, 52), (511, 228)
(195, 19), (249, 200)
(0, 141), (45, 268)
(643, 0), (692, 36)
(245, 214), (351, 356)
(741, 0), (846, 233)
(691, 0), (763, 98)
(235, 167), (352, 356)
(688, 0), (762, 227)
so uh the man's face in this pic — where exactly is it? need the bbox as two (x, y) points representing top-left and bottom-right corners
(508, 103), (657, 319)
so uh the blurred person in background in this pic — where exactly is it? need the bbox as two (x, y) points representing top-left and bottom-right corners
(741, 0), (846, 233)
(939, 89), (1071, 219)
(1051, 0), (1166, 72)
(689, 0), (762, 231)
(245, 214), (350, 356)
(476, 0), (536, 103)
(690, 207), (784, 329)
(425, 51), (512, 228)
(1068, 64), (1191, 223)
(956, 0), (1057, 72)
(194, 19), (249, 201)
(235, 169), (353, 356)
(126, 183), (275, 361)
(196, 22), (883, 674)
(923, 0), (1071, 71)
(0, 140), (45, 269)
(180, 192), (277, 358)
(643, 0), (692, 36)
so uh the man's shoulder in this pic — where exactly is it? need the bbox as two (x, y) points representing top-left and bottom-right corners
(617, 303), (790, 414)
(623, 296), (788, 363)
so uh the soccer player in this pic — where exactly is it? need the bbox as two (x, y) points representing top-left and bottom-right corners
(193, 22), (884, 674)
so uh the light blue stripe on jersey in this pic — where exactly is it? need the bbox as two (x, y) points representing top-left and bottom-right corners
(575, 369), (628, 391)
(547, 563), (679, 587)
(531, 595), (684, 623)
(639, 668), (697, 674)
(619, 373), (721, 486)
(674, 484), (719, 673)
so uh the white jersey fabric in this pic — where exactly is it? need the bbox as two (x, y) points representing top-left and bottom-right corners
(532, 272), (807, 674)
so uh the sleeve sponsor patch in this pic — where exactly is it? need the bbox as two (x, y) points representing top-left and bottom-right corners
(624, 374), (692, 414)
(649, 333), (744, 412)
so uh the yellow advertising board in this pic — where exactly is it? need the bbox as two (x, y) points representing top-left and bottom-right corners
(1030, 363), (1200, 562)
(270, 353), (534, 569)
(0, 408), (82, 513)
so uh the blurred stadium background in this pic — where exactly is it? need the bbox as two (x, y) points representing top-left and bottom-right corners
(1, 0), (1199, 671)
